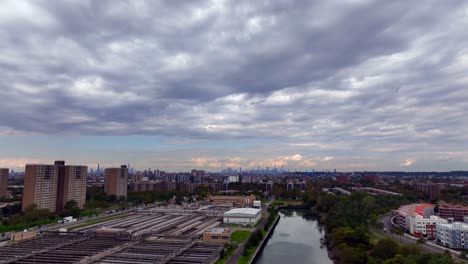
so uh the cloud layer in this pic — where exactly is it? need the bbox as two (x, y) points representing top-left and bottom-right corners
(1, 0), (468, 171)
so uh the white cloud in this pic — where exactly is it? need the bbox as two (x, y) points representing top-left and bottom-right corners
(400, 159), (415, 167)
(321, 157), (335, 162)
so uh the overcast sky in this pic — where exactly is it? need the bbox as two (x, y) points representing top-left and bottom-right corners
(1, 0), (468, 172)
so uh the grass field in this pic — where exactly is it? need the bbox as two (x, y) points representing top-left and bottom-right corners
(232, 230), (251, 243)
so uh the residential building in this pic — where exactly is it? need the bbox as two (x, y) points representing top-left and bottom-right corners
(363, 175), (380, 184)
(104, 165), (128, 197)
(439, 205), (468, 222)
(395, 203), (447, 238)
(335, 174), (350, 184)
(191, 169), (205, 183)
(22, 161), (87, 212)
(437, 222), (468, 249)
(265, 181), (273, 191)
(223, 208), (262, 225)
(0, 168), (8, 197)
(59, 165), (87, 209)
(23, 164), (59, 211)
(228, 175), (239, 183)
(416, 183), (447, 200)
(410, 215), (447, 239)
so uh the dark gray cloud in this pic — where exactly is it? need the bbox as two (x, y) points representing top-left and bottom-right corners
(1, 0), (468, 170)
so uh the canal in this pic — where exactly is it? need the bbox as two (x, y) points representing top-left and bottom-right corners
(255, 209), (333, 264)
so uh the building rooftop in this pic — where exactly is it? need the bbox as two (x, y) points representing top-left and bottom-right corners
(396, 203), (435, 217)
(224, 208), (261, 217)
(206, 228), (231, 234)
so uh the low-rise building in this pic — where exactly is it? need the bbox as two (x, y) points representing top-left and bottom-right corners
(437, 222), (468, 249)
(409, 215), (447, 238)
(11, 230), (37, 242)
(351, 187), (402, 196)
(208, 194), (256, 207)
(395, 203), (447, 238)
(439, 205), (468, 222)
(223, 208), (262, 225)
(203, 228), (231, 243)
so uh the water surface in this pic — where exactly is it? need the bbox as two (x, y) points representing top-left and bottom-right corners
(255, 209), (333, 264)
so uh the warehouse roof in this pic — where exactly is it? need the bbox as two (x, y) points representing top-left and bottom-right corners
(224, 208), (261, 217)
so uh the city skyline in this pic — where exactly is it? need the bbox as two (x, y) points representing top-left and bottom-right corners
(1, 1), (468, 172)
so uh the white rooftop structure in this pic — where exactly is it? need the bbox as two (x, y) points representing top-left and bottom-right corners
(224, 208), (261, 216)
(223, 208), (262, 225)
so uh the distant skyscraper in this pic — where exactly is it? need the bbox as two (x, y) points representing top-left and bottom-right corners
(22, 161), (87, 212)
(104, 165), (128, 197)
(0, 168), (9, 197)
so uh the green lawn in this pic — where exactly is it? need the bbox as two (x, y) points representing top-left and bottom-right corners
(232, 230), (251, 244)
(66, 213), (131, 230)
(238, 247), (256, 264)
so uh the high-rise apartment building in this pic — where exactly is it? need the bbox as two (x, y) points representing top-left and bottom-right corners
(58, 164), (87, 210)
(22, 161), (87, 212)
(104, 165), (128, 197)
(0, 168), (9, 197)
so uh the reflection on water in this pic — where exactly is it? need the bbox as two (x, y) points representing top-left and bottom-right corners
(255, 210), (333, 264)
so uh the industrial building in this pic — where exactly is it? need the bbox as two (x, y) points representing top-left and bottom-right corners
(0, 206), (227, 263)
(22, 161), (87, 212)
(223, 208), (262, 225)
(202, 228), (231, 244)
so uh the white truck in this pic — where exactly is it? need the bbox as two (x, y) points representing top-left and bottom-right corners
(253, 200), (261, 208)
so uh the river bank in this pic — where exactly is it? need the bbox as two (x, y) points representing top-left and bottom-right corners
(248, 214), (280, 264)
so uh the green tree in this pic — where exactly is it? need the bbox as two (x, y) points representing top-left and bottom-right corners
(459, 250), (468, 260)
(62, 200), (82, 218)
(370, 238), (399, 260)
(416, 237), (426, 245)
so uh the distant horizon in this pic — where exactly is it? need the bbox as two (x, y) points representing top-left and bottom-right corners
(3, 160), (468, 175)
(1, 1), (467, 172)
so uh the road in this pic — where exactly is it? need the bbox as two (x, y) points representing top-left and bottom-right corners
(374, 214), (463, 261)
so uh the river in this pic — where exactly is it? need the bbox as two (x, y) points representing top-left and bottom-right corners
(255, 209), (334, 264)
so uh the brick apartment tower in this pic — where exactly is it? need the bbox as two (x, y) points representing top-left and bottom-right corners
(104, 165), (128, 197)
(0, 168), (9, 197)
(22, 161), (87, 212)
